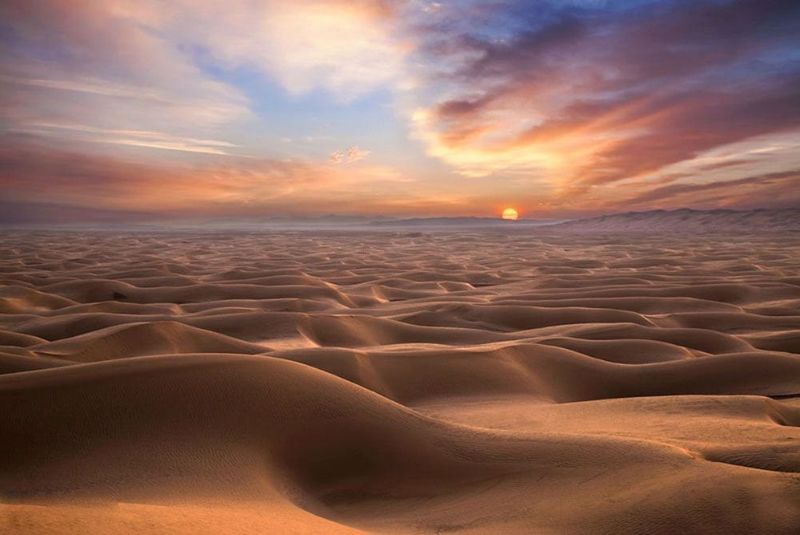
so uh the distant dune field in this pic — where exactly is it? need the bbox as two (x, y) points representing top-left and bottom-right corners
(1, 229), (800, 534)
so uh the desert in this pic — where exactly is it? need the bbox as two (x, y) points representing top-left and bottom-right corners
(1, 227), (799, 534)
(2, 1), (800, 532)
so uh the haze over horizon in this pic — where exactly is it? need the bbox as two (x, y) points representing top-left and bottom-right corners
(2, 0), (800, 224)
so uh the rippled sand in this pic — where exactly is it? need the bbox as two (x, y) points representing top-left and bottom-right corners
(2, 230), (800, 534)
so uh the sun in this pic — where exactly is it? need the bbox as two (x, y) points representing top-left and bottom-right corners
(501, 207), (519, 221)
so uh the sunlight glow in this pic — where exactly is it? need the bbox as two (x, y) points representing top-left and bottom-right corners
(502, 207), (519, 220)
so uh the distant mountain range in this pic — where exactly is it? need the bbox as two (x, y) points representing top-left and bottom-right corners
(4, 207), (799, 232)
(154, 215), (558, 230)
(371, 216), (553, 227)
(552, 208), (800, 232)
(364, 208), (800, 232)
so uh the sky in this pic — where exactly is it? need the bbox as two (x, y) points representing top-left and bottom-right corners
(1, 0), (799, 223)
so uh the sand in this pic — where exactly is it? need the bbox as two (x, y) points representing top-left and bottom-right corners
(1, 229), (799, 534)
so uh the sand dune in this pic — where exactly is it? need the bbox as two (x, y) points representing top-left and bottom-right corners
(32, 321), (266, 362)
(1, 229), (800, 534)
(0, 285), (76, 313)
(0, 352), (69, 374)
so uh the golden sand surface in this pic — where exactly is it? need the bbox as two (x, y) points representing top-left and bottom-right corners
(1, 230), (799, 534)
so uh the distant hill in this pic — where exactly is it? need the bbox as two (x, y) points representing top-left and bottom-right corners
(371, 217), (553, 227)
(178, 215), (555, 230)
(553, 208), (800, 232)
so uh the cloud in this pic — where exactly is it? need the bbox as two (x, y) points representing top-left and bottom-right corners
(0, 0), (409, 158)
(0, 139), (423, 221)
(156, 0), (409, 101)
(11, 122), (239, 156)
(406, 0), (800, 195)
(2, 136), (798, 223)
(258, 0), (406, 100)
(329, 146), (371, 164)
(0, 0), (250, 162)
(623, 170), (800, 210)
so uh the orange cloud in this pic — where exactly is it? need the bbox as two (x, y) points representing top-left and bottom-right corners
(405, 0), (800, 207)
(0, 140), (429, 221)
(329, 146), (371, 164)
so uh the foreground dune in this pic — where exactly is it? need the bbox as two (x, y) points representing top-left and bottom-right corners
(1, 230), (799, 534)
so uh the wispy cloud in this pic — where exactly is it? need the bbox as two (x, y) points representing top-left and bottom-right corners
(0, 139), (424, 219)
(329, 146), (371, 164)
(0, 0), (251, 155)
(13, 122), (239, 156)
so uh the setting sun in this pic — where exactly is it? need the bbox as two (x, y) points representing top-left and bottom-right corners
(502, 207), (519, 221)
